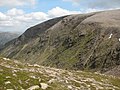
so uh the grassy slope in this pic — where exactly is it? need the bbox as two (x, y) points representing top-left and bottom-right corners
(1, 10), (120, 73)
(0, 57), (120, 90)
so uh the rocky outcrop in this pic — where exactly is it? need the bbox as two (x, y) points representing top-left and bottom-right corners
(105, 65), (120, 77)
(0, 57), (120, 90)
(1, 9), (120, 73)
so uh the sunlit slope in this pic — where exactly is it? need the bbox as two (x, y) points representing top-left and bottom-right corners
(1, 10), (120, 73)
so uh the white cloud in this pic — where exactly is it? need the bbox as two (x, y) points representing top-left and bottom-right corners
(48, 7), (81, 17)
(0, 0), (36, 7)
(15, 15), (32, 22)
(83, 8), (102, 13)
(0, 12), (10, 21)
(1, 7), (103, 32)
(0, 7), (81, 32)
(1, 7), (104, 32)
(29, 12), (48, 21)
(0, 21), (14, 27)
(7, 8), (24, 16)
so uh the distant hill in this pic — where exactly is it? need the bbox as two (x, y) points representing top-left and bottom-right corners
(0, 32), (19, 48)
(1, 9), (120, 74)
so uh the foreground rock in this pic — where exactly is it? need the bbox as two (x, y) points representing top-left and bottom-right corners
(0, 57), (120, 90)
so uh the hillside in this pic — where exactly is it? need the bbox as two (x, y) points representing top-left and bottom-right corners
(105, 65), (120, 77)
(1, 9), (120, 74)
(0, 32), (19, 49)
(0, 57), (120, 90)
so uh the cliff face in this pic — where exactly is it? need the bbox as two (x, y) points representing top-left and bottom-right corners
(1, 10), (120, 73)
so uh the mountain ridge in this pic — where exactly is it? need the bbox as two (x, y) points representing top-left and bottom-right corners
(1, 9), (120, 75)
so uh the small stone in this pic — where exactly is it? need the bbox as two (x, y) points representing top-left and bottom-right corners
(13, 73), (17, 77)
(6, 76), (11, 78)
(18, 80), (22, 84)
(119, 38), (120, 42)
(108, 33), (113, 39)
(39, 78), (41, 82)
(5, 81), (11, 84)
(3, 58), (10, 60)
(40, 83), (48, 89)
(48, 79), (56, 84)
(30, 76), (36, 79)
(27, 85), (40, 90)
(68, 85), (72, 89)
(33, 64), (40, 67)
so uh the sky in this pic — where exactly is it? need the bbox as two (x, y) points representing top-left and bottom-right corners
(0, 0), (120, 33)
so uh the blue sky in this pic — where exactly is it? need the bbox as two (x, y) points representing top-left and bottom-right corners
(0, 0), (120, 33)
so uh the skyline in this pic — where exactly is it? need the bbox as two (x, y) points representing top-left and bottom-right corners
(0, 0), (120, 33)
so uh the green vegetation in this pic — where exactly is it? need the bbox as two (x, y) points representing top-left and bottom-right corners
(1, 10), (120, 74)
(0, 57), (120, 90)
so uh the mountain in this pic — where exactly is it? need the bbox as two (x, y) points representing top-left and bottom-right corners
(0, 57), (120, 90)
(1, 9), (120, 74)
(105, 65), (120, 77)
(0, 32), (19, 49)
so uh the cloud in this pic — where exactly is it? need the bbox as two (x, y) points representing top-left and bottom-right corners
(1, 6), (114, 32)
(48, 7), (81, 17)
(15, 12), (48, 23)
(29, 12), (48, 21)
(0, 7), (80, 32)
(63, 0), (81, 6)
(0, 0), (36, 7)
(7, 8), (24, 16)
(63, 0), (80, 6)
(88, 0), (120, 9)
(81, 8), (101, 13)
(0, 12), (10, 21)
(63, 0), (120, 9)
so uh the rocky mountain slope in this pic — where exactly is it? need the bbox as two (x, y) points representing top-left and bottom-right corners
(1, 9), (120, 73)
(0, 57), (120, 90)
(105, 65), (120, 77)
(0, 32), (19, 49)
